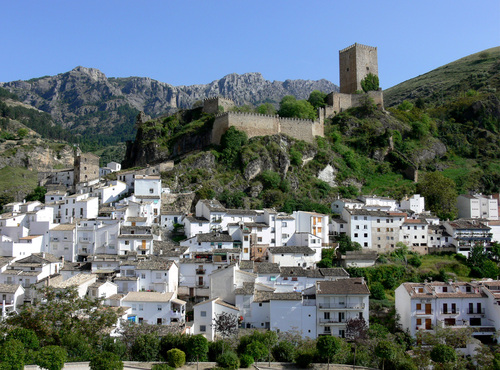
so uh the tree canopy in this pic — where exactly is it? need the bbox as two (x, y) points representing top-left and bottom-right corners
(416, 171), (458, 220)
(361, 73), (380, 92)
(278, 95), (317, 120)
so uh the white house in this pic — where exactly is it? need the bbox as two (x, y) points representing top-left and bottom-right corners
(396, 280), (500, 340)
(268, 246), (317, 268)
(193, 297), (239, 340)
(121, 291), (186, 325)
(400, 194), (426, 214)
(0, 283), (24, 315)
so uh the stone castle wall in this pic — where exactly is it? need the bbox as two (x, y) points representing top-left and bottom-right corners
(202, 97), (235, 115)
(211, 112), (320, 144)
(339, 43), (378, 94)
(326, 90), (384, 114)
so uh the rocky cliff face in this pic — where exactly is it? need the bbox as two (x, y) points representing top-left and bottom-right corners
(1, 67), (338, 140)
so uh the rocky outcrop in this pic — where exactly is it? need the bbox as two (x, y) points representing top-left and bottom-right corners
(0, 139), (74, 171)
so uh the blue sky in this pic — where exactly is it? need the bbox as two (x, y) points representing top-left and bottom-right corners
(2, 0), (499, 89)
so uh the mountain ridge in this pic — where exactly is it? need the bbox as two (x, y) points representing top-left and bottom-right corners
(0, 68), (338, 145)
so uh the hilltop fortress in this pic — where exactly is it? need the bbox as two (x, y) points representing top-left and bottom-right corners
(208, 43), (384, 145)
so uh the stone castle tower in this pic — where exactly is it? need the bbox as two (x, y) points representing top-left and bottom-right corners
(339, 43), (378, 94)
(74, 152), (100, 185)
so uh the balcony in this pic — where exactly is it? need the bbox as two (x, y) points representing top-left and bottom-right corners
(415, 309), (434, 316)
(467, 308), (485, 315)
(195, 269), (206, 275)
(319, 318), (346, 325)
(440, 310), (459, 316)
(318, 303), (365, 310)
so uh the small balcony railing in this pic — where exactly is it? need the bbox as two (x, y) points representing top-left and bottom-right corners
(196, 269), (206, 275)
(467, 308), (485, 315)
(415, 310), (434, 315)
(318, 303), (365, 310)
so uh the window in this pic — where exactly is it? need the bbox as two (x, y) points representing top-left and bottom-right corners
(356, 225), (360, 230)
(354, 233), (358, 237)
(354, 216), (358, 220)
(364, 216), (367, 220)
(364, 233), (368, 237)
(125, 240), (129, 245)
(257, 237), (262, 242)
(139, 304), (144, 311)
(200, 325), (206, 332)
(141, 274), (146, 279)
(157, 305), (162, 311)
(149, 188), (154, 194)
(364, 225), (368, 229)
(377, 219), (380, 223)
(201, 311), (207, 317)
(364, 242), (368, 247)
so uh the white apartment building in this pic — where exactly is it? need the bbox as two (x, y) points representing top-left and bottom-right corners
(48, 224), (78, 262)
(457, 194), (499, 221)
(293, 211), (329, 246)
(307, 278), (370, 338)
(396, 280), (500, 340)
(443, 220), (492, 257)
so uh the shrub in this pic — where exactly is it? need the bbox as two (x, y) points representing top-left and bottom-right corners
(167, 348), (186, 368)
(89, 352), (123, 370)
(239, 353), (254, 368)
(272, 340), (295, 362)
(370, 282), (387, 300)
(260, 170), (282, 190)
(244, 341), (267, 361)
(217, 351), (240, 369)
(408, 254), (422, 267)
(294, 349), (316, 368)
(151, 364), (174, 370)
(35, 345), (67, 370)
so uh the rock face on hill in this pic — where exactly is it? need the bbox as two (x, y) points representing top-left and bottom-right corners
(0, 67), (338, 139)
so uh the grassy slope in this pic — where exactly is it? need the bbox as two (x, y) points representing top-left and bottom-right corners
(385, 46), (500, 107)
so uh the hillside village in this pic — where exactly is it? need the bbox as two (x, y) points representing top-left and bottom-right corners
(1, 149), (500, 344)
(0, 43), (500, 367)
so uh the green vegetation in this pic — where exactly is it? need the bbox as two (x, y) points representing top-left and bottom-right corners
(278, 95), (316, 119)
(361, 73), (379, 92)
(385, 46), (500, 107)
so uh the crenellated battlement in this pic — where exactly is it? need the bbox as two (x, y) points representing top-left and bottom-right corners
(339, 42), (377, 53)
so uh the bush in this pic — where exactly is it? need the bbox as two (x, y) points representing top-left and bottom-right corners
(294, 349), (316, 368)
(208, 340), (225, 362)
(408, 254), (422, 267)
(151, 364), (174, 370)
(35, 345), (67, 370)
(239, 353), (254, 368)
(260, 170), (282, 190)
(272, 340), (295, 362)
(89, 352), (123, 370)
(244, 341), (267, 361)
(370, 282), (387, 300)
(167, 348), (186, 368)
(217, 351), (240, 369)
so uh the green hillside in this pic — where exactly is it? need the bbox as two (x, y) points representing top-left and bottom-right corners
(385, 46), (500, 107)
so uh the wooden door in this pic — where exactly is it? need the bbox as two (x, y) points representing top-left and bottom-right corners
(425, 319), (432, 330)
(425, 304), (432, 314)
